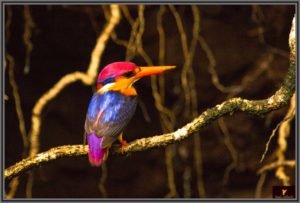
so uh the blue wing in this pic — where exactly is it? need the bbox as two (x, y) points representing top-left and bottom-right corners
(85, 91), (137, 148)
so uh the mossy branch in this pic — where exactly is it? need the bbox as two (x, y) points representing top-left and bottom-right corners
(5, 15), (295, 181)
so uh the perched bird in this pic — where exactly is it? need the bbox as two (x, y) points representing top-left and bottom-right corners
(84, 61), (175, 166)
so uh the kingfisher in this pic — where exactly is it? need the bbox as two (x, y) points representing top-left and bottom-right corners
(84, 61), (175, 166)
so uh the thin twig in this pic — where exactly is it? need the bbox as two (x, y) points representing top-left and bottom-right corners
(7, 43), (28, 149)
(169, 5), (191, 115)
(198, 35), (241, 94)
(5, 6), (28, 198)
(249, 5), (265, 43)
(183, 166), (192, 198)
(6, 178), (19, 199)
(257, 160), (296, 174)
(275, 93), (295, 185)
(190, 6), (206, 198)
(218, 118), (238, 187)
(7, 54), (28, 198)
(255, 172), (266, 198)
(23, 5), (35, 74)
(259, 114), (294, 163)
(165, 146), (178, 198)
(5, 5), (12, 44)
(98, 163), (108, 197)
(155, 5), (178, 198)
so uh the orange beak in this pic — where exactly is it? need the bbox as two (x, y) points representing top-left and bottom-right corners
(135, 66), (176, 79)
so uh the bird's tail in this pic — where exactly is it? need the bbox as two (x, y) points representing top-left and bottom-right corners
(87, 132), (108, 167)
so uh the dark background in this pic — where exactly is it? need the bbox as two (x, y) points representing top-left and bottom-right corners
(4, 5), (295, 198)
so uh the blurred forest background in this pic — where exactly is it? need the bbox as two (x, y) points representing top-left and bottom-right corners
(4, 4), (295, 198)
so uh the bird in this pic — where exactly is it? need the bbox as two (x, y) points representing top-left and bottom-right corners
(84, 61), (175, 166)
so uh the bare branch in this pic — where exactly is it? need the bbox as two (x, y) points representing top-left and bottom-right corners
(257, 160), (295, 174)
(255, 172), (266, 198)
(5, 145), (87, 180)
(23, 5), (35, 74)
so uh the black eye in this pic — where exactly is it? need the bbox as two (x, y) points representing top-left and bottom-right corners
(101, 77), (115, 85)
(123, 71), (135, 78)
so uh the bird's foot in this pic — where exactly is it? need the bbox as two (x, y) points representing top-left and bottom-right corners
(118, 133), (127, 153)
(120, 140), (127, 153)
(103, 148), (109, 160)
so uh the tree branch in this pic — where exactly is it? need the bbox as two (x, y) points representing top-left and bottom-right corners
(257, 160), (295, 174)
(5, 15), (295, 181)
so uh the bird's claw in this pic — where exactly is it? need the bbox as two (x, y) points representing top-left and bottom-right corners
(120, 140), (127, 153)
